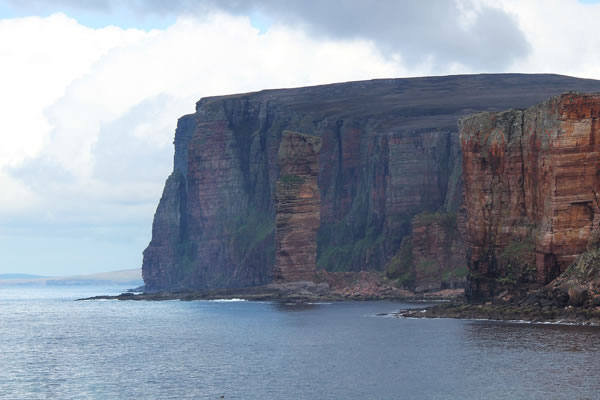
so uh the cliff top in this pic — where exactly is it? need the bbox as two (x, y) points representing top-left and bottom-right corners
(459, 91), (600, 125)
(194, 74), (600, 132)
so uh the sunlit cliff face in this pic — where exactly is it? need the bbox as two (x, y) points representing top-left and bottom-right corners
(461, 93), (600, 299)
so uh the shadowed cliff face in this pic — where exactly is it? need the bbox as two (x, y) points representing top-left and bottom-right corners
(460, 93), (600, 300)
(387, 210), (467, 293)
(143, 74), (600, 291)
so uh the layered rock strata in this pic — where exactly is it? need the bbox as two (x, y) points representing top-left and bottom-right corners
(143, 74), (600, 291)
(460, 93), (600, 299)
(274, 131), (321, 281)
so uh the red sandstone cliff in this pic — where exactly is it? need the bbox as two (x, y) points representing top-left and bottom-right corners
(143, 75), (600, 292)
(460, 93), (600, 299)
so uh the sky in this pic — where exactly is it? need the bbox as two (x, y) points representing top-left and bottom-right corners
(2, 0), (600, 276)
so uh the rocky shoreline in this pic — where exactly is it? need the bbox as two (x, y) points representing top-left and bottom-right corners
(392, 302), (600, 326)
(80, 282), (600, 326)
(78, 281), (463, 303)
(392, 269), (600, 326)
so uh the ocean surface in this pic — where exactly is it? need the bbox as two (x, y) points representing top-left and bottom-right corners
(1, 287), (600, 400)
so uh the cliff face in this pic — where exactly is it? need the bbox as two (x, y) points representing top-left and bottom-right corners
(143, 74), (600, 291)
(274, 131), (321, 282)
(460, 93), (600, 299)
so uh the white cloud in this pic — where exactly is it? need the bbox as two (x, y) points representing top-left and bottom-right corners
(0, 171), (38, 214)
(1, 12), (406, 214)
(488, 0), (600, 78)
(0, 11), (410, 273)
(0, 13), (147, 170)
(37, 12), (408, 178)
(4, 3), (600, 274)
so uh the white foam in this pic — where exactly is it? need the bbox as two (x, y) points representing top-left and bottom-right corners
(208, 298), (248, 302)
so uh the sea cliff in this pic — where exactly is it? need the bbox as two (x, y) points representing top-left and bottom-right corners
(461, 93), (600, 300)
(142, 74), (600, 293)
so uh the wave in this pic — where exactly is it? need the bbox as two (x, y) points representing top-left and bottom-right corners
(207, 298), (248, 302)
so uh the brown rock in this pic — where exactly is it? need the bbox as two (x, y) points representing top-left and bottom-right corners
(274, 131), (321, 282)
(460, 93), (600, 299)
(568, 285), (588, 307)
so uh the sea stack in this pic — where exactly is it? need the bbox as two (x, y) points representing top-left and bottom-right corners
(274, 131), (322, 282)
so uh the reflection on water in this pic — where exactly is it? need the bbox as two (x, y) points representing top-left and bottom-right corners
(271, 302), (324, 312)
(463, 321), (600, 353)
(459, 321), (600, 398)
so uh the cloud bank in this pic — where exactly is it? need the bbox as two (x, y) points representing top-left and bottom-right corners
(2, 0), (600, 274)
(9, 0), (531, 71)
(0, 12), (405, 274)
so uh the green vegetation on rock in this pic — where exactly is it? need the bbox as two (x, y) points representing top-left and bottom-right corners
(174, 240), (198, 279)
(413, 211), (457, 232)
(386, 237), (416, 289)
(385, 210), (466, 291)
(232, 208), (274, 257)
(415, 259), (440, 277)
(499, 234), (536, 284)
(279, 174), (304, 186)
(442, 266), (469, 281)
(317, 182), (387, 272)
(317, 225), (385, 272)
(562, 248), (600, 283)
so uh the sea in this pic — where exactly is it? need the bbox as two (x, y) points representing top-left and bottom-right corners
(1, 286), (599, 400)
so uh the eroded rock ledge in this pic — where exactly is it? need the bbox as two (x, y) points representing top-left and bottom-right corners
(391, 247), (600, 326)
(393, 303), (600, 326)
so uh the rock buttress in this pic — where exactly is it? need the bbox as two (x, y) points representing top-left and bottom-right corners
(460, 93), (600, 299)
(386, 209), (468, 292)
(274, 131), (321, 281)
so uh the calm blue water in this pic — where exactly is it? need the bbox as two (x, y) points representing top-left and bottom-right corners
(1, 287), (600, 400)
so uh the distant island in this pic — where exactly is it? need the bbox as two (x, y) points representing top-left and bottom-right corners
(0, 273), (49, 279)
(0, 269), (143, 287)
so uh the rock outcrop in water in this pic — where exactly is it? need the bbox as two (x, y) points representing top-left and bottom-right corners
(143, 74), (600, 292)
(460, 93), (600, 300)
(274, 131), (321, 282)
